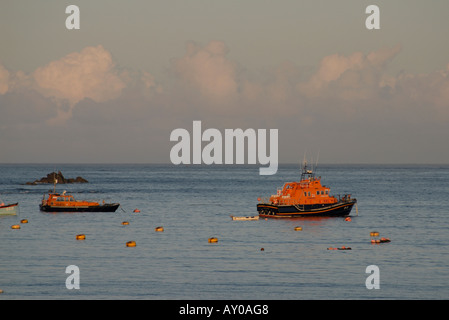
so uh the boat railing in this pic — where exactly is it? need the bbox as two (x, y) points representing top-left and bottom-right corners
(260, 196), (348, 206)
(258, 197), (302, 206)
(277, 198), (300, 205)
(338, 194), (355, 202)
(258, 197), (271, 204)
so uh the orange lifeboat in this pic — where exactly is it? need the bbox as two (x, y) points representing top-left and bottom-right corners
(39, 190), (119, 212)
(257, 160), (357, 218)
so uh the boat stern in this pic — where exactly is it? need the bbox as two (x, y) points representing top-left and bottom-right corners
(257, 203), (280, 218)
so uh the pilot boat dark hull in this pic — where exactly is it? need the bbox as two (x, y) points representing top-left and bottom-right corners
(39, 203), (119, 212)
(257, 199), (356, 218)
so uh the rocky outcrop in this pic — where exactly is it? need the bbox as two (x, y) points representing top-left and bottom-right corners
(26, 171), (88, 185)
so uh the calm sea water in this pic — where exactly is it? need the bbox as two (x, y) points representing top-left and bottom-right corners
(0, 164), (448, 300)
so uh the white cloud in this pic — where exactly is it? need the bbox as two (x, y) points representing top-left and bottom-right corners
(31, 45), (128, 123)
(298, 45), (402, 100)
(170, 40), (238, 100)
(1, 42), (449, 163)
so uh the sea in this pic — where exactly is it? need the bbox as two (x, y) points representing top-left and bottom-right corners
(0, 163), (448, 302)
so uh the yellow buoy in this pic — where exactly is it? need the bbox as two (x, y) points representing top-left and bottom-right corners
(11, 224), (20, 230)
(20, 219), (28, 224)
(75, 234), (86, 240)
(155, 226), (164, 232)
(294, 226), (302, 231)
(208, 237), (218, 243)
(370, 231), (380, 237)
(126, 241), (136, 247)
(122, 221), (129, 226)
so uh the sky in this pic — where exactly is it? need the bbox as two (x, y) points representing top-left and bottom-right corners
(1, 0), (449, 164)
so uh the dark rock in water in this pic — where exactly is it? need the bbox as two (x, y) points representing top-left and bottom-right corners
(26, 171), (88, 185)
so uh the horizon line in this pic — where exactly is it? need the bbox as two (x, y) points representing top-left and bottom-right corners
(1, 162), (449, 166)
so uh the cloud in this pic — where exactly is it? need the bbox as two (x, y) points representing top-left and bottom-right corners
(391, 64), (449, 122)
(0, 46), (163, 126)
(1, 41), (449, 163)
(31, 45), (128, 123)
(170, 40), (239, 101)
(0, 63), (58, 127)
(298, 45), (402, 101)
(33, 45), (126, 105)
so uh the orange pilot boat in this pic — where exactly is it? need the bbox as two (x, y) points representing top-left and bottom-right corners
(257, 161), (357, 218)
(40, 189), (120, 213)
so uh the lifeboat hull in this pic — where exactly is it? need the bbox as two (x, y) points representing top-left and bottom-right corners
(39, 203), (120, 212)
(257, 199), (356, 218)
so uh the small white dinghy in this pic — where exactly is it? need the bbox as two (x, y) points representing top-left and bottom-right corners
(230, 215), (259, 221)
(0, 202), (19, 216)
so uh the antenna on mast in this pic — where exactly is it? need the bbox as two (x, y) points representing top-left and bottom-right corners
(301, 150), (307, 172)
(315, 149), (320, 173)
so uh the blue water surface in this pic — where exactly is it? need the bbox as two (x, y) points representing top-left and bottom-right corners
(0, 164), (448, 299)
